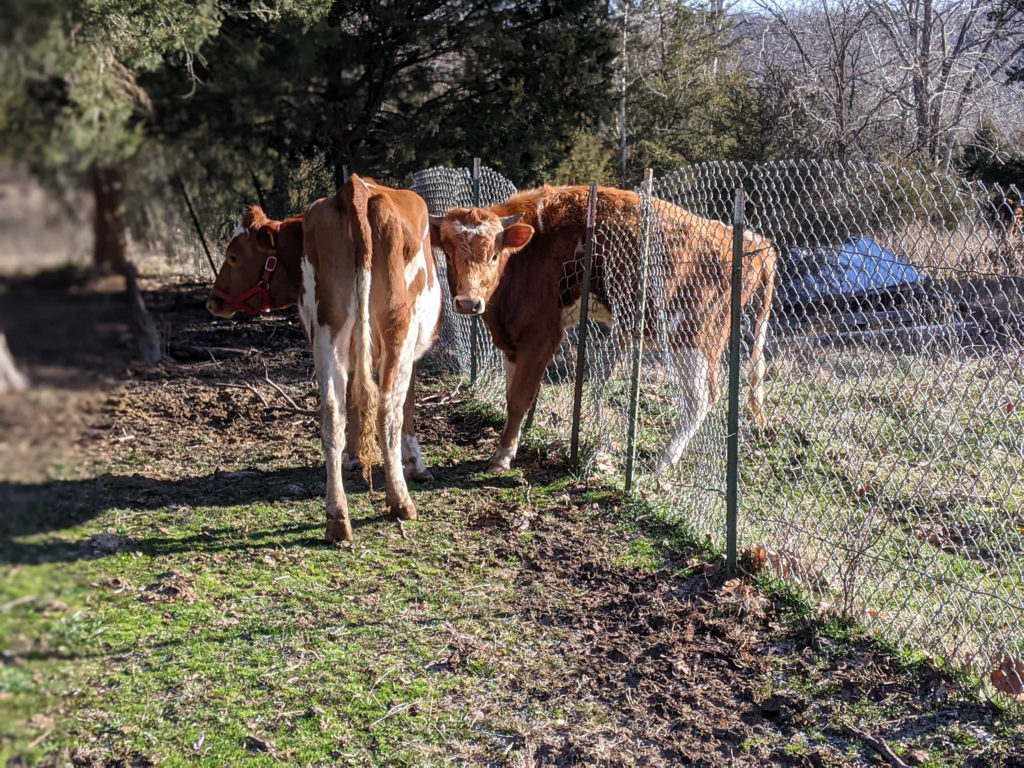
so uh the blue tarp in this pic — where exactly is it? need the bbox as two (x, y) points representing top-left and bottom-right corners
(779, 237), (922, 308)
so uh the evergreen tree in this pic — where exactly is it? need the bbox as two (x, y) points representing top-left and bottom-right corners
(620, 0), (762, 182)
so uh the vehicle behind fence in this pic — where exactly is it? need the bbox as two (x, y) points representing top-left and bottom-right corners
(411, 160), (1024, 698)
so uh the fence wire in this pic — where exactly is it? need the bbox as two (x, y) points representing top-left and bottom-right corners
(410, 161), (1024, 697)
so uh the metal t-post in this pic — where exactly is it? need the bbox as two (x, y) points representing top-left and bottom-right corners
(176, 176), (218, 278)
(570, 184), (598, 467)
(625, 169), (654, 493)
(470, 158), (481, 385)
(726, 187), (746, 575)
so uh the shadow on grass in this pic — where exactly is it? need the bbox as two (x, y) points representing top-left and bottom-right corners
(0, 452), (535, 565)
(0, 463), (410, 564)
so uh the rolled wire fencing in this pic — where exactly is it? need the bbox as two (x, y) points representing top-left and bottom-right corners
(411, 161), (1024, 697)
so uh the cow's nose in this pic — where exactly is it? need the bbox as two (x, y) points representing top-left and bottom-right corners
(454, 296), (485, 315)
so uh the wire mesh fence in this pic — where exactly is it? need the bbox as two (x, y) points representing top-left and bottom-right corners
(413, 160), (1024, 697)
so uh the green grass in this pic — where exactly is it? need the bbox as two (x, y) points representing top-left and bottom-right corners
(0, 460), (539, 765)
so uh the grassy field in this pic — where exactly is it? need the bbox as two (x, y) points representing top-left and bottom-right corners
(1, 274), (1023, 767)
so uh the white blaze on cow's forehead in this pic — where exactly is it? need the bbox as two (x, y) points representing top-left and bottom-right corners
(536, 199), (546, 233)
(231, 224), (247, 239)
(449, 221), (493, 238)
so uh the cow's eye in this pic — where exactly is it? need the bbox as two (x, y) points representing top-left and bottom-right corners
(491, 249), (500, 263)
(227, 252), (238, 265)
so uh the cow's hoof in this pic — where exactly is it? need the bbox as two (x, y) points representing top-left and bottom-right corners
(325, 516), (354, 544)
(487, 457), (513, 472)
(406, 466), (434, 482)
(390, 500), (418, 521)
(343, 457), (361, 474)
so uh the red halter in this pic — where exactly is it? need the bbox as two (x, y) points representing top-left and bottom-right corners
(211, 225), (280, 315)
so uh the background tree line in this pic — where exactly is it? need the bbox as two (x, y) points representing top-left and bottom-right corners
(1, 0), (1022, 270)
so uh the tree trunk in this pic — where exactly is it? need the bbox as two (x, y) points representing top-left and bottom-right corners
(90, 163), (162, 364)
(91, 164), (130, 274)
(0, 331), (29, 394)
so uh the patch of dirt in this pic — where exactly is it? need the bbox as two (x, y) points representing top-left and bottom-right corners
(139, 570), (197, 604)
(482, 503), (1015, 767)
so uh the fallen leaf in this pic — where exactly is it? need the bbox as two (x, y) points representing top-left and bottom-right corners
(245, 734), (277, 755)
(906, 748), (930, 765)
(743, 544), (767, 571)
(722, 578), (743, 595)
(991, 655), (1024, 699)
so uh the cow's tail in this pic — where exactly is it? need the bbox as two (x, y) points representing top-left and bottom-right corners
(747, 232), (777, 429)
(343, 174), (382, 484)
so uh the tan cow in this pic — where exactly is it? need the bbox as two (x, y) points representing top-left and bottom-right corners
(429, 184), (777, 472)
(208, 175), (442, 542)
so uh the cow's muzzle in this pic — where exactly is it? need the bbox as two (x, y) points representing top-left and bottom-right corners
(454, 295), (485, 315)
(205, 297), (234, 318)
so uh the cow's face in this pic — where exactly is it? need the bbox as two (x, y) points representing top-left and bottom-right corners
(429, 210), (534, 315)
(206, 205), (281, 318)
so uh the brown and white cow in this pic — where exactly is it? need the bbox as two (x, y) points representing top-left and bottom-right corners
(208, 175), (442, 542)
(429, 184), (777, 472)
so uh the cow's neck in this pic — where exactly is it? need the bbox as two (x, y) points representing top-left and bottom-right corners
(273, 217), (304, 307)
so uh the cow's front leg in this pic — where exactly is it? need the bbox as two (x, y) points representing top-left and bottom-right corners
(315, 328), (353, 543)
(490, 347), (552, 471)
(378, 347), (417, 521)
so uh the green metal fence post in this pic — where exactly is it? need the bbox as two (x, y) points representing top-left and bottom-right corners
(625, 169), (654, 493)
(470, 157), (481, 385)
(726, 187), (746, 576)
(570, 183), (599, 468)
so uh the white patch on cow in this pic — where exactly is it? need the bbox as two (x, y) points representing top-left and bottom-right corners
(405, 242), (427, 287)
(378, 339), (417, 510)
(561, 295), (613, 329)
(231, 224), (247, 239)
(298, 257), (319, 340)
(451, 222), (491, 238)
(657, 348), (712, 469)
(490, 442), (518, 471)
(410, 242), (442, 359)
(401, 433), (429, 479)
(535, 199), (545, 233)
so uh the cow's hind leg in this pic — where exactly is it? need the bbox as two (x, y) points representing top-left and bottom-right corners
(343, 381), (361, 474)
(657, 347), (713, 471)
(315, 327), (354, 543)
(378, 346), (417, 521)
(401, 372), (433, 482)
(343, 372), (430, 482)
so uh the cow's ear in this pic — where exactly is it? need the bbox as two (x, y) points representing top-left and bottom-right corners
(428, 215), (445, 249)
(501, 223), (533, 251)
(242, 205), (268, 230)
(254, 224), (278, 251)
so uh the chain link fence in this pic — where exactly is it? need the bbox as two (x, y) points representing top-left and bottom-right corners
(412, 160), (1024, 696)
(736, 161), (1023, 697)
